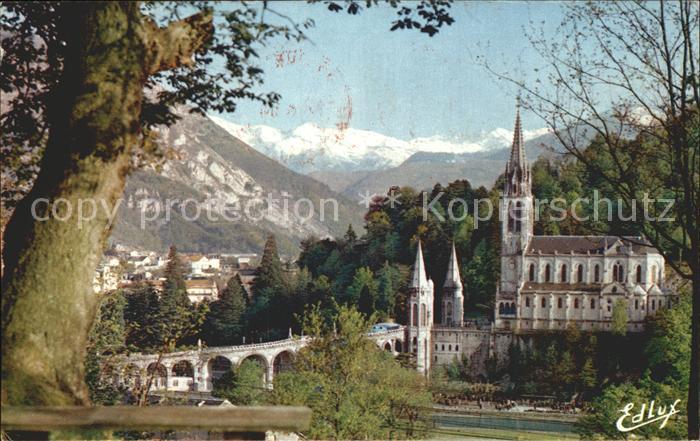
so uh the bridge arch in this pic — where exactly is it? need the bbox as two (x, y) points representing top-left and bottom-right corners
(383, 341), (393, 352)
(273, 350), (295, 376)
(146, 362), (168, 390)
(122, 363), (142, 389)
(239, 353), (269, 385)
(208, 356), (233, 380)
(171, 360), (195, 391)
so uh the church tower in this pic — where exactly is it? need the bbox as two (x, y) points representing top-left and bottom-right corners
(497, 99), (533, 329)
(407, 241), (433, 376)
(501, 97), (533, 257)
(441, 243), (464, 327)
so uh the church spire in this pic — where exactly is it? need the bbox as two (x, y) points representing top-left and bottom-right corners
(443, 242), (462, 289)
(509, 96), (526, 169)
(410, 241), (429, 288)
(504, 96), (531, 197)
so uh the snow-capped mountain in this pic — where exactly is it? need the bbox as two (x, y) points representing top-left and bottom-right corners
(111, 112), (363, 256)
(209, 115), (550, 174)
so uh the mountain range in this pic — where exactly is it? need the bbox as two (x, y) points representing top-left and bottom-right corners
(111, 112), (364, 257)
(111, 112), (594, 256)
(210, 117), (573, 197)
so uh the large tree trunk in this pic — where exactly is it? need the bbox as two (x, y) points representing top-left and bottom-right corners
(1, 2), (211, 405)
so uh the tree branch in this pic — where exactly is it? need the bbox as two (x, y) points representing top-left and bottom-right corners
(141, 10), (214, 75)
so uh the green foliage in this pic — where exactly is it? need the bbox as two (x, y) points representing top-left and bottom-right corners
(611, 299), (628, 336)
(252, 235), (286, 296)
(212, 359), (266, 405)
(156, 246), (206, 349)
(445, 354), (471, 382)
(85, 291), (127, 405)
(123, 284), (161, 349)
(376, 262), (400, 319)
(346, 266), (378, 315)
(203, 274), (247, 345)
(298, 179), (494, 324)
(269, 306), (432, 439)
(575, 292), (691, 439)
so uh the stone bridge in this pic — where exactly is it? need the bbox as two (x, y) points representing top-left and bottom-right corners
(114, 327), (405, 393)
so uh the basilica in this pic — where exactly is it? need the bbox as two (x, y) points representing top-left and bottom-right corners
(405, 103), (673, 376)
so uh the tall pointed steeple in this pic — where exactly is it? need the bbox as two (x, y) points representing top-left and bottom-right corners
(504, 96), (531, 197)
(410, 241), (429, 288)
(443, 243), (462, 289)
(509, 97), (526, 167)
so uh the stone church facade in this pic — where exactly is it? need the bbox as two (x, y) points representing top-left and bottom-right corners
(406, 102), (674, 376)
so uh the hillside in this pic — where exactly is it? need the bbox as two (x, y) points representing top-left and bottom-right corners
(333, 130), (571, 196)
(110, 112), (364, 257)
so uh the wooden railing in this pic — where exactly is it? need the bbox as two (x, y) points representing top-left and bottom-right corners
(1, 405), (311, 435)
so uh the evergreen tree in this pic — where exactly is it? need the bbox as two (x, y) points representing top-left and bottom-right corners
(357, 285), (375, 317)
(346, 267), (377, 311)
(204, 275), (247, 346)
(344, 223), (357, 244)
(253, 235), (286, 295)
(376, 262), (398, 319)
(123, 283), (161, 350)
(308, 275), (337, 326)
(156, 246), (203, 349)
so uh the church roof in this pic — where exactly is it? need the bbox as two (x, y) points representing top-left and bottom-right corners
(443, 243), (462, 289)
(525, 235), (658, 255)
(410, 241), (429, 288)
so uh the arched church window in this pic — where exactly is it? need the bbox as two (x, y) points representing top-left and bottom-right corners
(574, 298), (579, 308)
(499, 303), (504, 315)
(613, 263), (624, 282)
(636, 266), (642, 284)
(420, 304), (427, 326)
(590, 298), (595, 309)
(557, 298), (563, 308)
(529, 263), (536, 282)
(635, 299), (639, 310)
(541, 297), (547, 308)
(525, 297), (530, 307)
(594, 264), (600, 282)
(510, 302), (516, 314)
(561, 264), (568, 283)
(412, 304), (418, 327)
(545, 264), (551, 282)
(577, 265), (584, 283)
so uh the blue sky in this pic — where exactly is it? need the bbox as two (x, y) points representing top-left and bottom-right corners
(219, 1), (567, 140)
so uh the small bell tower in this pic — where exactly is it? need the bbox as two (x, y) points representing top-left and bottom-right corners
(441, 243), (464, 327)
(406, 241), (433, 376)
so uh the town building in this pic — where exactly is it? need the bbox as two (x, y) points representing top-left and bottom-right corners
(406, 101), (674, 376)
